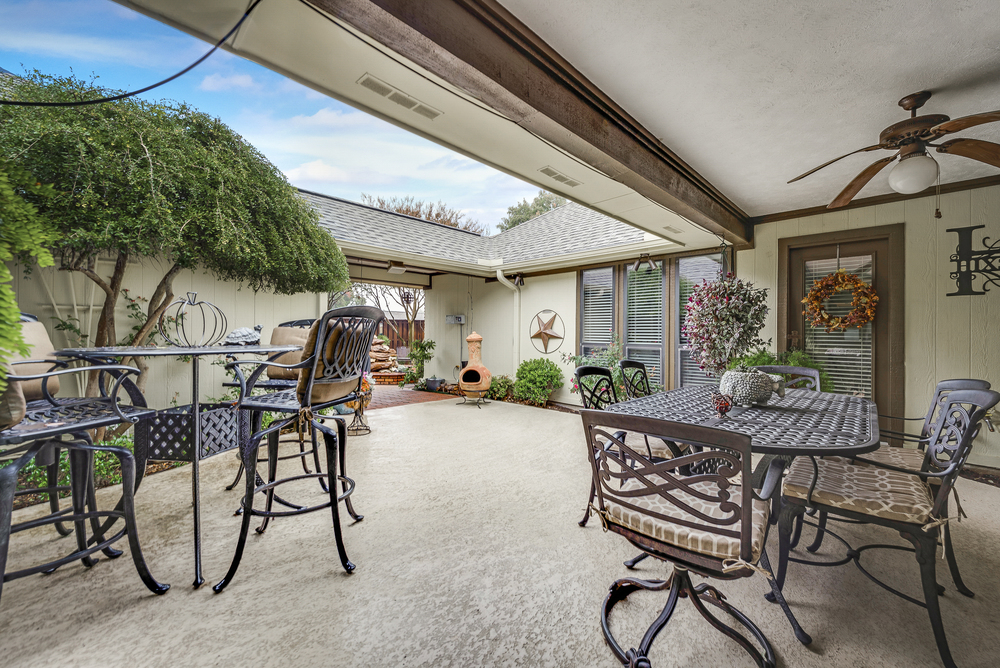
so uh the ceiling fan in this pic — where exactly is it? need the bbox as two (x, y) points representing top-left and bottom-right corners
(789, 91), (1000, 208)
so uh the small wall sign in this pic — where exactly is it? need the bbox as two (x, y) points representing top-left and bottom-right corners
(529, 310), (565, 354)
(947, 225), (1000, 296)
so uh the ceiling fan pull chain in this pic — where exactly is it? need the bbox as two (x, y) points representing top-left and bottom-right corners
(935, 171), (942, 219)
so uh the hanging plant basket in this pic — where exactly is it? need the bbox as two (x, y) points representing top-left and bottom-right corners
(802, 269), (878, 333)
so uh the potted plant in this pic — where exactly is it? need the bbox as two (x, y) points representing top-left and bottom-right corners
(682, 273), (772, 405)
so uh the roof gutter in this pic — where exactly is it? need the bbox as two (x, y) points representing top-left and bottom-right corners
(496, 269), (520, 374)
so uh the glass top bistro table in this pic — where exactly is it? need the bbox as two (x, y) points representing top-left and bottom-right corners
(607, 384), (881, 644)
(55, 344), (300, 588)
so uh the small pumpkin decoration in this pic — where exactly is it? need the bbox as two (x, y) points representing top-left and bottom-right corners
(802, 270), (878, 333)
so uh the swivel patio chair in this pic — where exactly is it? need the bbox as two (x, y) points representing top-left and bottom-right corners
(1, 361), (169, 604)
(775, 388), (1000, 668)
(213, 306), (383, 593)
(582, 409), (799, 668)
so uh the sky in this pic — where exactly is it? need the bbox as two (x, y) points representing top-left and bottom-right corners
(0, 0), (540, 234)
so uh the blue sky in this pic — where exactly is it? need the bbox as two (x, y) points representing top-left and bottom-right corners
(0, 0), (539, 234)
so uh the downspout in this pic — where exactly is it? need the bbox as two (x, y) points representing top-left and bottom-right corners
(496, 269), (520, 374)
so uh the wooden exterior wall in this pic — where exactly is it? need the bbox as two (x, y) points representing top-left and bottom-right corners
(377, 318), (425, 351)
(736, 185), (1000, 468)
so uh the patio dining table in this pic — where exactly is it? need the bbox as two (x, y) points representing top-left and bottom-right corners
(55, 343), (300, 588)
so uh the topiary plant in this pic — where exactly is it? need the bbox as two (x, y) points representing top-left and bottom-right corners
(513, 358), (564, 406)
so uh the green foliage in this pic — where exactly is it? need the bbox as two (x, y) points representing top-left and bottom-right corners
(559, 332), (664, 397)
(0, 71), (350, 357)
(376, 334), (390, 346)
(398, 366), (420, 387)
(408, 338), (436, 377)
(486, 374), (514, 401)
(727, 348), (834, 392)
(498, 190), (567, 232)
(0, 160), (59, 390)
(513, 357), (564, 406)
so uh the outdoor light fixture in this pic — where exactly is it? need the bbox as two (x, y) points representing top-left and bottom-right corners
(888, 151), (939, 195)
(512, 274), (524, 287)
(632, 254), (656, 272)
(387, 261), (407, 274)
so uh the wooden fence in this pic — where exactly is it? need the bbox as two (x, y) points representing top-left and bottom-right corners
(376, 319), (425, 351)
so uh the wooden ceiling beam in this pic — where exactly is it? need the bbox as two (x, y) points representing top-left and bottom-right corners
(308, 0), (750, 244)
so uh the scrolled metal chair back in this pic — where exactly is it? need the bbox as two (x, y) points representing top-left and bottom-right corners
(575, 366), (618, 410)
(924, 389), (1000, 514)
(752, 365), (820, 391)
(919, 379), (991, 440)
(581, 410), (755, 563)
(300, 306), (384, 406)
(619, 360), (652, 400)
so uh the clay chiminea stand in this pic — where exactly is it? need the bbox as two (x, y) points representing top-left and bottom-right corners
(458, 331), (491, 408)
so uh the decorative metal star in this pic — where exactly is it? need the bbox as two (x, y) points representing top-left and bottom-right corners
(531, 313), (563, 353)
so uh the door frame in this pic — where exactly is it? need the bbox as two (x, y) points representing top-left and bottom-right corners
(777, 224), (906, 425)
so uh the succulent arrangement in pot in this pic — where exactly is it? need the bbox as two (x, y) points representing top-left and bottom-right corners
(682, 272), (774, 406)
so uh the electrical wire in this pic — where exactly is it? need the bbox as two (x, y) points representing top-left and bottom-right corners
(0, 0), (265, 107)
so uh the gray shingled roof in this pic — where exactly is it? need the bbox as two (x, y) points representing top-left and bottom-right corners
(300, 190), (646, 266)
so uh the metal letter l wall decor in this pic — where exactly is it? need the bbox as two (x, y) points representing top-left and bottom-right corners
(947, 225), (1000, 296)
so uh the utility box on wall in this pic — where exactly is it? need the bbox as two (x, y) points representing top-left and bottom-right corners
(446, 314), (466, 324)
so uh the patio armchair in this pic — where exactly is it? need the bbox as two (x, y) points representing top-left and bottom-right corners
(582, 409), (796, 668)
(1, 360), (169, 604)
(213, 306), (384, 593)
(575, 366), (623, 528)
(775, 388), (1000, 668)
(619, 359), (652, 400)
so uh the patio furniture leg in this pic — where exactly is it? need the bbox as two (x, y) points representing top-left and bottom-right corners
(313, 419), (329, 494)
(227, 409), (262, 491)
(298, 420), (313, 475)
(941, 496), (973, 597)
(46, 449), (72, 537)
(68, 449), (98, 569)
(84, 454), (123, 560)
(805, 510), (828, 553)
(226, 461), (245, 491)
(759, 549), (812, 645)
(336, 417), (362, 522)
(0, 462), (19, 603)
(579, 478), (596, 527)
(789, 512), (805, 550)
(601, 573), (679, 667)
(624, 552), (649, 569)
(688, 576), (776, 668)
(906, 530), (957, 668)
(767, 500), (804, 603)
(255, 430), (280, 535)
(213, 438), (262, 593)
(320, 424), (355, 573)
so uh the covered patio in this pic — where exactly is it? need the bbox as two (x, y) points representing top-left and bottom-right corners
(4, 400), (1000, 667)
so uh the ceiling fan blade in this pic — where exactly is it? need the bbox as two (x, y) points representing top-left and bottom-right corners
(930, 110), (1000, 135)
(936, 138), (1000, 169)
(827, 155), (898, 208)
(787, 145), (885, 183)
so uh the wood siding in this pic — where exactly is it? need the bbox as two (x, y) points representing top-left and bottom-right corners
(738, 186), (1000, 467)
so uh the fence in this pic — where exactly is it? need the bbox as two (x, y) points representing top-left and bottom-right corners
(377, 319), (424, 351)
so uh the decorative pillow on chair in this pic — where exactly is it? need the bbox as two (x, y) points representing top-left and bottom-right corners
(0, 367), (26, 431)
(15, 321), (60, 401)
(267, 326), (309, 380)
(295, 319), (361, 406)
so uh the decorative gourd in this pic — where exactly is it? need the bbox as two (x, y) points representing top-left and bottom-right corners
(158, 292), (228, 347)
(719, 368), (780, 407)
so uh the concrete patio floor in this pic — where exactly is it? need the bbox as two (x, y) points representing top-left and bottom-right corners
(2, 400), (1000, 667)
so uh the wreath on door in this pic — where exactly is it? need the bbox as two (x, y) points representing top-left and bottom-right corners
(802, 269), (878, 332)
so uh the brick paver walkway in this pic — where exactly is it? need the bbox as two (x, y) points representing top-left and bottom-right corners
(367, 384), (455, 411)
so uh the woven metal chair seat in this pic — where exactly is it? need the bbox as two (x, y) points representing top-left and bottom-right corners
(783, 455), (933, 524)
(1, 398), (154, 446)
(222, 378), (297, 391)
(239, 389), (300, 413)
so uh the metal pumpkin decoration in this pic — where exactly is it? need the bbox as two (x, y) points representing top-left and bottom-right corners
(158, 292), (228, 347)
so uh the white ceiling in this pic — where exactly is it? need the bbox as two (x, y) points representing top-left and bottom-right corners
(499, 0), (1000, 216)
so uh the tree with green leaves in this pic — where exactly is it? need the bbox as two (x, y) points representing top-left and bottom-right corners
(497, 190), (567, 232)
(0, 72), (350, 393)
(0, 162), (59, 391)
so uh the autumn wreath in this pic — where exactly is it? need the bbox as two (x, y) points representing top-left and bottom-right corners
(802, 269), (878, 332)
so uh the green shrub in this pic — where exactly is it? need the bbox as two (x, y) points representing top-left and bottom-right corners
(409, 338), (436, 377)
(376, 334), (391, 346)
(727, 347), (833, 392)
(398, 367), (420, 387)
(513, 358), (564, 406)
(487, 374), (515, 401)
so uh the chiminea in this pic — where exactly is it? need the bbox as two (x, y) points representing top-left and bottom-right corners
(458, 331), (491, 407)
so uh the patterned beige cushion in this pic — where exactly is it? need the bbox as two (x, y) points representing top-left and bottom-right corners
(0, 365), (26, 431)
(14, 321), (60, 401)
(783, 456), (934, 524)
(267, 326), (308, 380)
(828, 445), (926, 470)
(604, 474), (769, 562)
(295, 319), (359, 405)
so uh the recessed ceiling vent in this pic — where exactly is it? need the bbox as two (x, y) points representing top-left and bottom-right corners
(538, 165), (581, 187)
(357, 73), (442, 120)
(662, 225), (682, 234)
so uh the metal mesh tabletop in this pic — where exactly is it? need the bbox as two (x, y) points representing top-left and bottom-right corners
(55, 344), (299, 358)
(608, 386), (880, 456)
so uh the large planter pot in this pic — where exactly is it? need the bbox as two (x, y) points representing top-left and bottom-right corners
(719, 370), (784, 407)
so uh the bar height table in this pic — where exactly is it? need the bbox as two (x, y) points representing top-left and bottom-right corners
(56, 344), (300, 588)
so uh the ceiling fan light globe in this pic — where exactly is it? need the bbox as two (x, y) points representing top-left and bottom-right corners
(887, 154), (938, 194)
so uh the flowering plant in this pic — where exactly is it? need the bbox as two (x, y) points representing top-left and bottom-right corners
(560, 331), (663, 396)
(682, 273), (769, 376)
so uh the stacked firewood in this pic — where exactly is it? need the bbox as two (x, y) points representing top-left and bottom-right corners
(369, 337), (398, 372)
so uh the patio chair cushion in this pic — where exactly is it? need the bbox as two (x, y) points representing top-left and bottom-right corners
(267, 326), (309, 380)
(783, 455), (934, 524)
(295, 319), (360, 406)
(0, 366), (27, 432)
(604, 475), (769, 562)
(15, 321), (60, 401)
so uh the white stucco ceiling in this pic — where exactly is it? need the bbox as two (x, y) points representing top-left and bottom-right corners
(499, 0), (1000, 216)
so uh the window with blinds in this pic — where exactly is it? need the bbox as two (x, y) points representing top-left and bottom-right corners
(580, 267), (614, 356)
(676, 253), (724, 387)
(803, 255), (873, 398)
(625, 261), (665, 386)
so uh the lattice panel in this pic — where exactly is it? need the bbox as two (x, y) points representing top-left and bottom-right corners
(137, 404), (248, 462)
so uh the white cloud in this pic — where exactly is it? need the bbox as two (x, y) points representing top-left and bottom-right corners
(199, 73), (258, 92)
